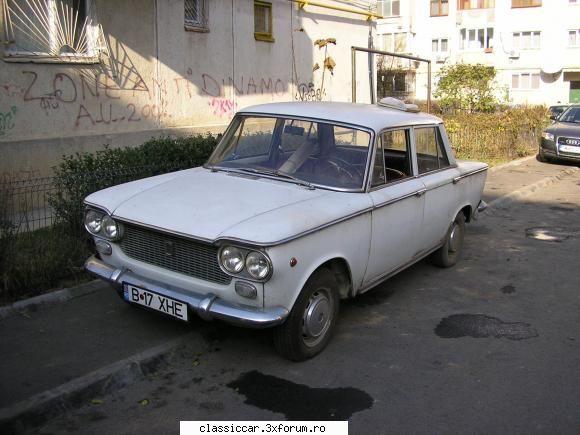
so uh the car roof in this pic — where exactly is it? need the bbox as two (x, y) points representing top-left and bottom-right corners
(238, 101), (442, 132)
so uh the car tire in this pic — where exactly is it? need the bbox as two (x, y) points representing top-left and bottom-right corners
(273, 268), (339, 361)
(431, 212), (465, 268)
(537, 147), (554, 164)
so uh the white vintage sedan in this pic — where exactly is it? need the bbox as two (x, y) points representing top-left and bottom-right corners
(84, 99), (487, 361)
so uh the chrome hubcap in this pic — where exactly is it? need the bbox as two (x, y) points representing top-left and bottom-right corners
(302, 290), (332, 346)
(449, 222), (460, 253)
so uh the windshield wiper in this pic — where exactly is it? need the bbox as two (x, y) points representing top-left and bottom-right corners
(234, 167), (315, 190)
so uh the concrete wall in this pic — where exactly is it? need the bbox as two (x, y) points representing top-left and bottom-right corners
(0, 0), (375, 177)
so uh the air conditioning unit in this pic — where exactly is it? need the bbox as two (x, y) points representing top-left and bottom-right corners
(435, 55), (447, 64)
(508, 50), (520, 59)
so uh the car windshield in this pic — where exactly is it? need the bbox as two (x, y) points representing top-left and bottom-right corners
(558, 106), (580, 124)
(206, 115), (372, 190)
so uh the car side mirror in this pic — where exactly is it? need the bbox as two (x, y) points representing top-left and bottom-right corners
(549, 114), (558, 121)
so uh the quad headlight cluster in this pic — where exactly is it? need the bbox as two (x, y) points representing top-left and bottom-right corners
(84, 209), (123, 241)
(219, 245), (272, 281)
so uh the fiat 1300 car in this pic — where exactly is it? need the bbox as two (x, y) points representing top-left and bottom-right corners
(84, 99), (488, 361)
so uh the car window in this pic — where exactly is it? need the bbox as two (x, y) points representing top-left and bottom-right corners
(281, 120), (318, 153)
(415, 126), (450, 174)
(371, 129), (412, 187)
(207, 115), (371, 190)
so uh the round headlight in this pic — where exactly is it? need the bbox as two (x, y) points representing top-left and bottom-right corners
(102, 215), (120, 239)
(220, 246), (244, 273)
(245, 251), (271, 280)
(85, 210), (104, 235)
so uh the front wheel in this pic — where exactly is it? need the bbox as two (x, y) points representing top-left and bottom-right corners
(431, 212), (465, 268)
(273, 269), (339, 361)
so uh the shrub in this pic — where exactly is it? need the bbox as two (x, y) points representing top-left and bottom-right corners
(49, 134), (220, 229)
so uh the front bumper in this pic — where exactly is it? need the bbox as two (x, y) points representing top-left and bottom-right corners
(85, 256), (288, 328)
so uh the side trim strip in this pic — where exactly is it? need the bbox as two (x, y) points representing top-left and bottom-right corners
(453, 167), (488, 184)
(372, 189), (425, 210)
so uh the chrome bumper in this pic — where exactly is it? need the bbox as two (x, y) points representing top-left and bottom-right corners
(474, 200), (487, 219)
(85, 256), (288, 328)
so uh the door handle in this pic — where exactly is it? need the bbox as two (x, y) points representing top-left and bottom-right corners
(415, 189), (426, 197)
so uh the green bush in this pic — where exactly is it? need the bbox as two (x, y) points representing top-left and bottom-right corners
(441, 106), (550, 164)
(49, 134), (220, 229)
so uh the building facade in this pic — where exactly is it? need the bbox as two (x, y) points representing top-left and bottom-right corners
(376, 0), (580, 105)
(0, 0), (377, 176)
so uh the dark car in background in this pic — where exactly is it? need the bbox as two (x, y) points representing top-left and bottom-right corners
(539, 105), (580, 164)
(548, 104), (568, 121)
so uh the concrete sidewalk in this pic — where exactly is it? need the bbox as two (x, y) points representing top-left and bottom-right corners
(0, 155), (578, 433)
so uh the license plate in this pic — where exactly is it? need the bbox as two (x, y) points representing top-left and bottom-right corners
(559, 145), (580, 154)
(124, 283), (188, 321)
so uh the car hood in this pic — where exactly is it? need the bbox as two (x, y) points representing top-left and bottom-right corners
(545, 122), (580, 138)
(85, 167), (371, 245)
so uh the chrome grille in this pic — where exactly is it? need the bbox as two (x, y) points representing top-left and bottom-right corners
(119, 224), (231, 285)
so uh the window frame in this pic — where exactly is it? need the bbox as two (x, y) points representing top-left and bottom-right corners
(512, 31), (541, 50)
(377, 0), (401, 17)
(457, 0), (495, 10)
(371, 128), (413, 189)
(254, 0), (274, 43)
(414, 126), (451, 175)
(2, 0), (99, 64)
(432, 38), (449, 53)
(381, 32), (410, 53)
(459, 27), (494, 51)
(511, 0), (542, 8)
(568, 29), (580, 47)
(511, 72), (541, 90)
(430, 0), (449, 16)
(184, 0), (209, 33)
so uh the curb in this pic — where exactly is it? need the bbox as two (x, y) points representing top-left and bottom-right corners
(0, 333), (194, 434)
(0, 280), (101, 320)
(487, 155), (536, 173)
(485, 165), (580, 214)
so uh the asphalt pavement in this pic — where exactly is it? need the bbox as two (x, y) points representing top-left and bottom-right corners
(0, 155), (579, 434)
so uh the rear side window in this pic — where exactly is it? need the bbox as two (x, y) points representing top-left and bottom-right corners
(415, 126), (450, 174)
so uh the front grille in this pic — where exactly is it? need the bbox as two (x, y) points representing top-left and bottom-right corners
(558, 136), (580, 146)
(119, 224), (231, 285)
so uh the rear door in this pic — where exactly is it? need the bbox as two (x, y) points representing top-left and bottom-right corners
(414, 125), (460, 253)
(363, 128), (425, 287)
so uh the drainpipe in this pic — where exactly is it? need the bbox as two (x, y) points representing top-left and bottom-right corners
(368, 27), (375, 104)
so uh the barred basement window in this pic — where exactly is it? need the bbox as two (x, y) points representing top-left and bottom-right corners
(184, 0), (208, 32)
(2, 0), (100, 63)
(254, 1), (274, 42)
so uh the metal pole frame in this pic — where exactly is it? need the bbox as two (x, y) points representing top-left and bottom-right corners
(351, 46), (431, 113)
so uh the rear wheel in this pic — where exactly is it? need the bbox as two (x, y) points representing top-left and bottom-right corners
(273, 269), (339, 361)
(431, 212), (465, 268)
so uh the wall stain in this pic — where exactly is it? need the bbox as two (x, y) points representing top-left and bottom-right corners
(227, 370), (373, 420)
(435, 314), (538, 340)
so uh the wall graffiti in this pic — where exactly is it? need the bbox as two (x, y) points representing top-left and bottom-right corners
(201, 73), (285, 98)
(208, 97), (237, 117)
(2, 69), (288, 130)
(295, 82), (326, 102)
(0, 106), (17, 137)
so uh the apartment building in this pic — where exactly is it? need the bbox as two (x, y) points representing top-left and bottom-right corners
(376, 0), (580, 105)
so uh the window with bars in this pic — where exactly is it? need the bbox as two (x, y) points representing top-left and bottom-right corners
(511, 72), (540, 89)
(3, 0), (98, 62)
(377, 0), (400, 17)
(184, 0), (208, 31)
(430, 0), (449, 16)
(512, 31), (541, 49)
(458, 0), (495, 10)
(511, 0), (541, 8)
(459, 27), (494, 50)
(254, 1), (273, 42)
